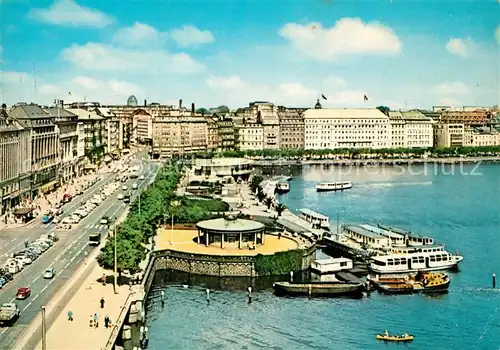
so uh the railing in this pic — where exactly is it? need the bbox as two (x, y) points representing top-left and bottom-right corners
(102, 291), (137, 350)
(156, 249), (256, 263)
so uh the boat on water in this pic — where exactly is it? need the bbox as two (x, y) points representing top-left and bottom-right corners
(369, 250), (463, 274)
(311, 257), (353, 274)
(298, 208), (330, 229)
(316, 181), (352, 192)
(370, 271), (451, 294)
(376, 331), (414, 342)
(275, 181), (290, 194)
(273, 281), (364, 297)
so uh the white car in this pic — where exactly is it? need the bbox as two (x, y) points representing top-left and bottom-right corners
(132, 183), (138, 189)
(17, 255), (32, 265)
(122, 185), (128, 191)
(117, 194), (124, 200)
(70, 215), (81, 224)
(139, 175), (145, 180)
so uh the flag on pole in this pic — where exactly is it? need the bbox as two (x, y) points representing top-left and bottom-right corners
(364, 95), (369, 101)
(321, 94), (328, 100)
(68, 92), (72, 95)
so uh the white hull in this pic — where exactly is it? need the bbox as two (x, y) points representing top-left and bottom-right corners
(369, 260), (461, 274)
(316, 182), (353, 192)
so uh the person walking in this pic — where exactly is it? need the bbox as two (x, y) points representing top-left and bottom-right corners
(89, 314), (93, 327)
(93, 312), (99, 328)
(67, 310), (73, 321)
(100, 297), (105, 309)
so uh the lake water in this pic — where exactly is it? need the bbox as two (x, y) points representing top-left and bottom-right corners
(146, 162), (500, 350)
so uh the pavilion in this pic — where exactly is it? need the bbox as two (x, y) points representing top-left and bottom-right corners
(196, 216), (266, 249)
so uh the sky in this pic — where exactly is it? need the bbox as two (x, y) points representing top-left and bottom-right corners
(0, 0), (499, 109)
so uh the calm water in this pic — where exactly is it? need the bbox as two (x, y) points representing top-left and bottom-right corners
(146, 163), (500, 350)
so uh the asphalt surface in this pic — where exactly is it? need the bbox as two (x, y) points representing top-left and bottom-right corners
(0, 153), (159, 349)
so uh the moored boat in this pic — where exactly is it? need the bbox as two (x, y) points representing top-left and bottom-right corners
(376, 331), (414, 342)
(275, 181), (290, 194)
(316, 181), (352, 192)
(273, 282), (364, 297)
(374, 272), (451, 294)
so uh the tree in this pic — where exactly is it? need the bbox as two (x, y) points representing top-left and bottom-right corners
(196, 108), (209, 115)
(376, 106), (390, 115)
(250, 175), (263, 193)
(275, 203), (287, 217)
(257, 189), (266, 202)
(215, 105), (230, 113)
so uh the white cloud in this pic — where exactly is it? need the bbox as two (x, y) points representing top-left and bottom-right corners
(495, 26), (500, 44)
(108, 80), (142, 95)
(279, 18), (402, 60)
(73, 76), (102, 90)
(73, 75), (142, 95)
(112, 22), (167, 47)
(1, 71), (31, 84)
(439, 97), (461, 106)
(434, 82), (468, 95)
(206, 76), (246, 89)
(446, 38), (467, 57)
(278, 83), (317, 103)
(38, 84), (61, 95)
(61, 43), (205, 74)
(171, 25), (214, 47)
(29, 0), (113, 28)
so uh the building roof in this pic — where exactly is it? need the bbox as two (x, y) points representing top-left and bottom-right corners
(8, 104), (50, 119)
(303, 108), (389, 119)
(344, 225), (387, 239)
(388, 111), (403, 120)
(196, 217), (265, 233)
(298, 208), (329, 220)
(401, 110), (433, 121)
(360, 224), (403, 239)
(67, 108), (104, 121)
(93, 107), (117, 118)
(44, 107), (78, 118)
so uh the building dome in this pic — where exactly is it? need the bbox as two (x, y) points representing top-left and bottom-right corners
(314, 99), (322, 109)
(127, 95), (138, 107)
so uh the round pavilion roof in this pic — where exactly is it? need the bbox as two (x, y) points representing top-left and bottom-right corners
(196, 217), (265, 233)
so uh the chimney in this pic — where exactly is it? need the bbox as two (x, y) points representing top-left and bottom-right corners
(144, 99), (147, 107)
(179, 99), (183, 109)
(1, 103), (7, 111)
(191, 103), (195, 114)
(59, 100), (64, 108)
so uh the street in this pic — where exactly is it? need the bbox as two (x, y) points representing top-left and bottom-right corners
(0, 154), (160, 349)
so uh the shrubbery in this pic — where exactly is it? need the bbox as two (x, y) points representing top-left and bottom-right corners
(254, 250), (303, 276)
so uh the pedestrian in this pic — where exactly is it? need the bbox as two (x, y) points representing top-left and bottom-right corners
(93, 312), (99, 328)
(84, 250), (88, 264)
(100, 297), (105, 308)
(136, 274), (140, 285)
(104, 315), (109, 328)
(67, 310), (73, 321)
(89, 314), (93, 327)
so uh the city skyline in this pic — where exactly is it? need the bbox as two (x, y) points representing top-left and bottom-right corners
(1, 0), (499, 109)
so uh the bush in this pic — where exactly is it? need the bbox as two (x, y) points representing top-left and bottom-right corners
(254, 250), (303, 275)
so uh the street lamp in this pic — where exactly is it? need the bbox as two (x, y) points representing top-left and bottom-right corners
(113, 217), (118, 294)
(170, 200), (180, 245)
(41, 305), (47, 350)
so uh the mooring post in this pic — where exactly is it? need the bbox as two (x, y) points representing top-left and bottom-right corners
(493, 274), (496, 288)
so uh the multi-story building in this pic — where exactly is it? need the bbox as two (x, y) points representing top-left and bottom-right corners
(388, 111), (434, 148)
(151, 107), (207, 158)
(440, 110), (489, 126)
(216, 115), (235, 151)
(433, 123), (465, 148)
(238, 117), (264, 151)
(205, 115), (219, 152)
(278, 108), (304, 149)
(254, 103), (280, 150)
(303, 108), (391, 150)
(45, 104), (79, 182)
(132, 109), (153, 144)
(94, 107), (122, 156)
(67, 108), (106, 166)
(0, 107), (32, 214)
(464, 126), (500, 147)
(9, 104), (60, 195)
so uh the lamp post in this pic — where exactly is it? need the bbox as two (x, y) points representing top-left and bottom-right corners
(113, 217), (118, 294)
(41, 305), (47, 350)
(170, 200), (180, 245)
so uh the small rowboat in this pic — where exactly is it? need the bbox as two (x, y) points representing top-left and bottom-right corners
(376, 333), (414, 342)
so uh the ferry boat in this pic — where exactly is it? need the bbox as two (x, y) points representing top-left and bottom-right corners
(275, 181), (290, 194)
(316, 181), (352, 192)
(369, 251), (463, 274)
(311, 257), (353, 274)
(298, 208), (330, 229)
(273, 281), (364, 297)
(371, 272), (451, 294)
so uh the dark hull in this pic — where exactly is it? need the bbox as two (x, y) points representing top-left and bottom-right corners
(275, 188), (290, 194)
(273, 282), (364, 297)
(316, 187), (352, 192)
(377, 279), (450, 294)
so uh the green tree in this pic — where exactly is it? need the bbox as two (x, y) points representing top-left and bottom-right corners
(196, 108), (209, 115)
(257, 189), (266, 202)
(275, 203), (287, 216)
(376, 105), (390, 115)
(265, 197), (273, 209)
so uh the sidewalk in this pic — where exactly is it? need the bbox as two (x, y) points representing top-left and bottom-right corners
(33, 264), (139, 350)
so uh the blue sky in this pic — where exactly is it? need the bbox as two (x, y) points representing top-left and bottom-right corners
(1, 0), (499, 109)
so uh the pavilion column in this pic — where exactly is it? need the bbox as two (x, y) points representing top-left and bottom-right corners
(197, 229), (200, 244)
(206, 232), (209, 247)
(261, 231), (265, 244)
(221, 232), (224, 249)
(239, 232), (242, 249)
(254, 232), (257, 246)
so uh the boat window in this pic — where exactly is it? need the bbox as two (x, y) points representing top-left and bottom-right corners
(372, 260), (386, 266)
(436, 256), (442, 261)
(412, 257), (418, 262)
(400, 258), (406, 264)
(394, 258), (400, 265)
(430, 256), (436, 262)
(340, 262), (348, 267)
(418, 257), (424, 263)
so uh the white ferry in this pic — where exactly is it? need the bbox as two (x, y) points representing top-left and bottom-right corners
(298, 208), (330, 229)
(316, 181), (353, 192)
(311, 257), (353, 274)
(369, 251), (463, 274)
(275, 181), (290, 194)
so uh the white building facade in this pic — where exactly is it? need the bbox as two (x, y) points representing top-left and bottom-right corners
(303, 108), (391, 150)
(388, 111), (434, 148)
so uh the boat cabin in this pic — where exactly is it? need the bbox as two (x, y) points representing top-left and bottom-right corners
(343, 225), (391, 249)
(360, 224), (406, 246)
(298, 208), (330, 229)
(311, 257), (353, 274)
(377, 224), (434, 246)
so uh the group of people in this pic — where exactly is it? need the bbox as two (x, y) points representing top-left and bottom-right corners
(67, 297), (113, 329)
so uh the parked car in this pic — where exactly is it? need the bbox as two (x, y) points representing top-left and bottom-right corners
(117, 194), (124, 200)
(43, 268), (56, 279)
(16, 287), (31, 300)
(100, 216), (109, 225)
(139, 175), (145, 180)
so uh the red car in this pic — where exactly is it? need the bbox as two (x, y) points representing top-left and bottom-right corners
(16, 287), (31, 300)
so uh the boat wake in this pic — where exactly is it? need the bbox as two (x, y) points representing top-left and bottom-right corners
(357, 181), (433, 188)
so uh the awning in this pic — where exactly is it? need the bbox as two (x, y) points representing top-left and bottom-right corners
(13, 207), (34, 216)
(40, 180), (58, 194)
(84, 164), (98, 170)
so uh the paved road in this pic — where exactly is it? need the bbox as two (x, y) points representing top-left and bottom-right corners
(0, 155), (159, 349)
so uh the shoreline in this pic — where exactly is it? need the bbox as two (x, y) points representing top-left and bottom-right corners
(253, 156), (500, 166)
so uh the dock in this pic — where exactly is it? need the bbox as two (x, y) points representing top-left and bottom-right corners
(336, 271), (366, 285)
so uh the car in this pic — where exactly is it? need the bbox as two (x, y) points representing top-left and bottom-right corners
(122, 185), (128, 190)
(43, 268), (56, 279)
(117, 194), (124, 200)
(16, 287), (31, 300)
(124, 197), (130, 203)
(100, 216), (109, 225)
(132, 183), (138, 190)
(139, 175), (145, 180)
